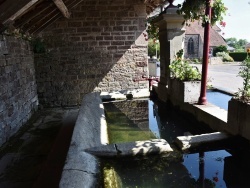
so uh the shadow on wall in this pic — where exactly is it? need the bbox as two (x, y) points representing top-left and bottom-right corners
(34, 0), (149, 107)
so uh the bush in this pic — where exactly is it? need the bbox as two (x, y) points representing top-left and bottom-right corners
(213, 45), (228, 56)
(216, 52), (234, 62)
(229, 52), (248, 61)
(236, 55), (250, 103)
(169, 50), (201, 81)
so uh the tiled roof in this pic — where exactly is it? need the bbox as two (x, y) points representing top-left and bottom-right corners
(185, 21), (227, 47)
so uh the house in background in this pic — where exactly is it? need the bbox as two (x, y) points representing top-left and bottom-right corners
(245, 43), (250, 53)
(184, 21), (227, 59)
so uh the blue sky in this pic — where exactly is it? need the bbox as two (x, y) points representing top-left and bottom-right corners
(174, 0), (250, 42)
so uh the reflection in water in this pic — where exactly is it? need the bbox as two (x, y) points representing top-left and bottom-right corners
(103, 99), (250, 188)
(206, 90), (232, 110)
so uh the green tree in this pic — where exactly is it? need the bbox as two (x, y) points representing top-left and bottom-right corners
(148, 39), (160, 58)
(213, 45), (227, 56)
(226, 38), (248, 52)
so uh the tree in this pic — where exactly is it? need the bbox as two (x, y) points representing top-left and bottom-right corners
(226, 38), (248, 52)
(213, 45), (227, 56)
(148, 39), (160, 58)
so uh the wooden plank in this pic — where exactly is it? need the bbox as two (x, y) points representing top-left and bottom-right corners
(22, 6), (58, 32)
(14, 1), (53, 28)
(52, 0), (70, 18)
(1, 0), (40, 25)
(32, 0), (82, 34)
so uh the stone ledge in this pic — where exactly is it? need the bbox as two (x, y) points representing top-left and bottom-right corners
(85, 139), (174, 157)
(59, 92), (108, 188)
(100, 89), (150, 101)
(175, 132), (231, 151)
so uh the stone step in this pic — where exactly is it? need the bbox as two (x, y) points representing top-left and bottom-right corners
(84, 139), (175, 157)
(175, 132), (232, 151)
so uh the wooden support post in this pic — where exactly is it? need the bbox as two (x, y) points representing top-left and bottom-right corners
(52, 0), (70, 18)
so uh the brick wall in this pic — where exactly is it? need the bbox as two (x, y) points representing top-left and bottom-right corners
(0, 35), (38, 146)
(35, 0), (148, 107)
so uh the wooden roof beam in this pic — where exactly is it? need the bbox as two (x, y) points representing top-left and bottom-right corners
(52, 0), (70, 18)
(2, 0), (40, 25)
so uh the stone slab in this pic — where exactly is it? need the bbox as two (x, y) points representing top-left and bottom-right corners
(175, 132), (231, 151)
(60, 92), (108, 188)
(85, 139), (173, 157)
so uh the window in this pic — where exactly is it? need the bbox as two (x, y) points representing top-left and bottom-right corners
(187, 38), (194, 54)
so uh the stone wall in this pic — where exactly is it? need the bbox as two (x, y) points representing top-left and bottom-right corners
(0, 35), (38, 146)
(184, 34), (200, 59)
(104, 100), (149, 130)
(35, 0), (148, 107)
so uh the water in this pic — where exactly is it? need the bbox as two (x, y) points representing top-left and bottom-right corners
(206, 90), (232, 110)
(103, 99), (250, 188)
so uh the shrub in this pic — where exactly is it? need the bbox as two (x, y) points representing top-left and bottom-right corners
(236, 55), (250, 103)
(169, 50), (201, 81)
(216, 51), (234, 62)
(213, 45), (228, 56)
(229, 52), (248, 61)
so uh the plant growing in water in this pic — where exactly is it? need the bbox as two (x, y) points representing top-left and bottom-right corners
(169, 49), (201, 81)
(235, 55), (250, 103)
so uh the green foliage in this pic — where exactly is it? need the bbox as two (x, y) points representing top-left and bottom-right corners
(213, 45), (227, 56)
(31, 37), (46, 53)
(226, 37), (248, 51)
(216, 52), (234, 62)
(169, 50), (201, 81)
(191, 58), (202, 64)
(236, 55), (250, 103)
(3, 28), (32, 41)
(146, 21), (159, 40)
(229, 52), (248, 61)
(177, 0), (227, 26)
(148, 39), (160, 58)
(147, 0), (227, 41)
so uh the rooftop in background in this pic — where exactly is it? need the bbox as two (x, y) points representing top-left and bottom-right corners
(185, 21), (227, 47)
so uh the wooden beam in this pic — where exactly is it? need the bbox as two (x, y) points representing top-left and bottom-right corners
(2, 0), (40, 25)
(32, 0), (81, 34)
(52, 0), (70, 18)
(14, 1), (52, 28)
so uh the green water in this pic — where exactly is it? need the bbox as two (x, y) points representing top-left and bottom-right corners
(105, 113), (156, 143)
(104, 100), (156, 143)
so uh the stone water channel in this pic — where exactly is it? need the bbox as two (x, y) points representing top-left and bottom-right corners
(102, 99), (250, 188)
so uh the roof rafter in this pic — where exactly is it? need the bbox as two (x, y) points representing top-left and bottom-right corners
(52, 0), (70, 19)
(1, 0), (40, 25)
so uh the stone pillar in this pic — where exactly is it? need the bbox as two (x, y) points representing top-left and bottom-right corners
(153, 7), (185, 102)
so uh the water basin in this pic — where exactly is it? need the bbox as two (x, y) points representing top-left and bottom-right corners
(103, 99), (250, 188)
(206, 90), (233, 110)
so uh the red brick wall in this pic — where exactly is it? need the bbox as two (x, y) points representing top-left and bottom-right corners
(35, 0), (148, 107)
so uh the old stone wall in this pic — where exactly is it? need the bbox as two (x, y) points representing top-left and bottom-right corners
(0, 35), (38, 146)
(104, 100), (149, 130)
(35, 0), (148, 107)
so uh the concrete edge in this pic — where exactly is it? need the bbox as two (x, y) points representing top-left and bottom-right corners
(175, 132), (231, 151)
(59, 92), (108, 188)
